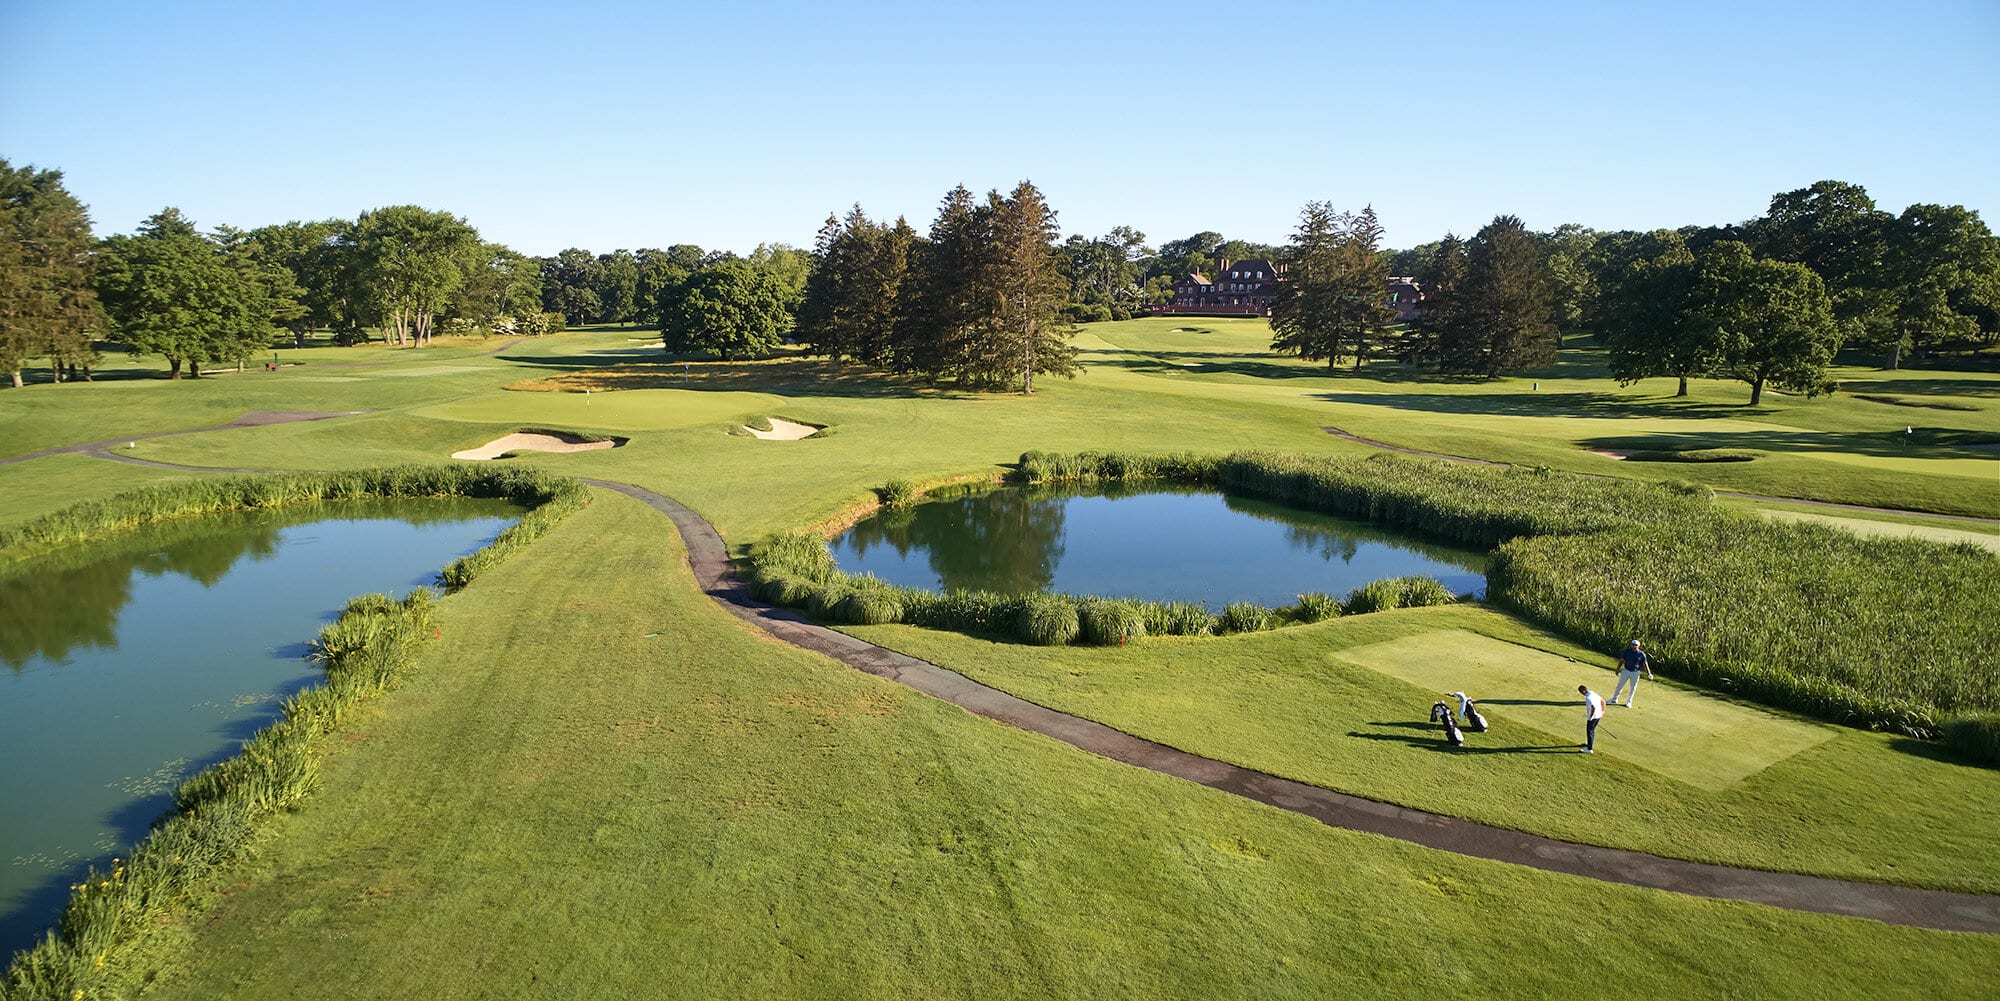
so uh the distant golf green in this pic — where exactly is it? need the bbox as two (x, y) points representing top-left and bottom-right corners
(1332, 630), (1839, 790)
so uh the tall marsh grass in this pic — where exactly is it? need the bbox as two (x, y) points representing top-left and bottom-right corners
(1490, 517), (2000, 738)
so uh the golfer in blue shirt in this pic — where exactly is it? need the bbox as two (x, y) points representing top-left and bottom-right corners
(1612, 640), (1653, 707)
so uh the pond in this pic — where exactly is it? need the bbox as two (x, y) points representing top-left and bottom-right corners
(830, 485), (1488, 608)
(0, 499), (518, 953)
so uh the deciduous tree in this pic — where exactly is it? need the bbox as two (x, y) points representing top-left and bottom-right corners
(352, 205), (479, 346)
(1695, 241), (1841, 405)
(94, 209), (270, 378)
(658, 258), (794, 360)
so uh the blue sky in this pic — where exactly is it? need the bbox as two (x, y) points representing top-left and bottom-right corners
(3, 0), (1995, 256)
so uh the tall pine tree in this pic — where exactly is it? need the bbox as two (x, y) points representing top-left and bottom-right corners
(1270, 202), (1394, 370)
(1436, 215), (1556, 375)
(985, 181), (1077, 394)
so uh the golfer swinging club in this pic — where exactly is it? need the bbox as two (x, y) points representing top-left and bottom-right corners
(1612, 639), (1653, 707)
(1578, 684), (1605, 753)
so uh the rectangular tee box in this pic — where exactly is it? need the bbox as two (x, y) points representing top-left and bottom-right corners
(1334, 629), (1837, 791)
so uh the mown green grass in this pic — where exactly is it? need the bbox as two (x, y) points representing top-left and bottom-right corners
(845, 605), (2000, 894)
(4, 324), (1999, 996)
(140, 493), (2000, 999)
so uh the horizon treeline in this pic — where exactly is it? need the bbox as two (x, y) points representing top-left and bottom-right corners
(3, 152), (1996, 391)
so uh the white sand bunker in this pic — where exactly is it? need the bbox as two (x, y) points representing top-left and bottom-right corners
(1587, 448), (1633, 460)
(452, 432), (619, 461)
(743, 417), (821, 441)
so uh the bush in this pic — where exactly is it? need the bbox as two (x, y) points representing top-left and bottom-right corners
(1078, 599), (1147, 645)
(1345, 579), (1405, 615)
(1142, 601), (1214, 637)
(806, 583), (852, 620)
(836, 587), (904, 625)
(1294, 592), (1342, 623)
(1943, 713), (2000, 767)
(876, 479), (919, 509)
(1397, 576), (1455, 608)
(1016, 594), (1081, 646)
(1217, 602), (1272, 634)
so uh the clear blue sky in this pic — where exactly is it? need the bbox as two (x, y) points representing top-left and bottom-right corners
(4, 0), (1995, 256)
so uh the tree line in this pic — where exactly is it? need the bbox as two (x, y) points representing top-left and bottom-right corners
(1261, 181), (1998, 402)
(788, 181), (1077, 393)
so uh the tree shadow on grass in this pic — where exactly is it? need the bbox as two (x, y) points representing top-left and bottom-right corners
(1886, 737), (1987, 769)
(1580, 426), (2000, 460)
(1314, 390), (1762, 422)
(1349, 730), (1578, 754)
(494, 355), (946, 400)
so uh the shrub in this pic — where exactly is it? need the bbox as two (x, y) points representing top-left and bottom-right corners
(1016, 594), (1081, 646)
(836, 585), (904, 625)
(1943, 713), (2000, 767)
(1217, 602), (1272, 634)
(876, 479), (919, 509)
(905, 590), (1021, 635)
(1397, 576), (1455, 608)
(748, 532), (838, 584)
(1143, 601), (1214, 637)
(1078, 599), (1147, 645)
(806, 583), (852, 620)
(1294, 592), (1342, 623)
(1345, 579), (1406, 615)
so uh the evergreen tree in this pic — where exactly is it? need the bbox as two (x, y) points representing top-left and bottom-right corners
(1400, 234), (1466, 368)
(1436, 215), (1557, 375)
(0, 160), (102, 387)
(1270, 202), (1394, 370)
(893, 185), (991, 381)
(985, 181), (1077, 395)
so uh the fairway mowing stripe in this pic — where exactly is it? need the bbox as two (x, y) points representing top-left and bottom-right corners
(1331, 630), (1838, 791)
(584, 477), (2000, 935)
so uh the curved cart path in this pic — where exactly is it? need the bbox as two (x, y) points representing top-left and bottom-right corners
(1, 411), (365, 467)
(584, 478), (2000, 934)
(1322, 426), (2000, 526)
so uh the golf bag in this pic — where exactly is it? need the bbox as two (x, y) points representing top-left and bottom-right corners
(1452, 691), (1490, 733)
(1429, 701), (1464, 747)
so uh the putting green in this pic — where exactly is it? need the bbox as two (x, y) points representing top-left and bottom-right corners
(1334, 630), (1837, 790)
(413, 389), (793, 431)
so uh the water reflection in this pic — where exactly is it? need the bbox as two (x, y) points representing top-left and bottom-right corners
(831, 485), (1489, 609)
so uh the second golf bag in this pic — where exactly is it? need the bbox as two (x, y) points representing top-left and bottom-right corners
(1454, 692), (1490, 733)
(1429, 701), (1464, 747)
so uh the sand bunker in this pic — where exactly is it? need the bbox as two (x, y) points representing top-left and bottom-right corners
(743, 417), (821, 441)
(1587, 448), (1633, 460)
(452, 432), (619, 461)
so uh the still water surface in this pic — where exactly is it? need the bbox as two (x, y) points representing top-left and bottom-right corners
(0, 499), (517, 952)
(831, 485), (1488, 608)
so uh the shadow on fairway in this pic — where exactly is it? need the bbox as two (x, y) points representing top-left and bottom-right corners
(495, 355), (940, 400)
(1581, 426), (2000, 460)
(1315, 390), (1762, 421)
(1472, 698), (1572, 707)
(1349, 730), (1578, 754)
